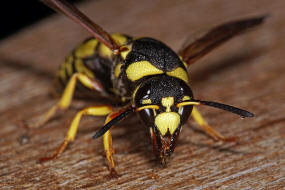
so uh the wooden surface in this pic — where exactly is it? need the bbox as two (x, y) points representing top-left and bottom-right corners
(1, 0), (284, 189)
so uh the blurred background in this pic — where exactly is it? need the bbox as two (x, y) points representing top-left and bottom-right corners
(0, 0), (82, 39)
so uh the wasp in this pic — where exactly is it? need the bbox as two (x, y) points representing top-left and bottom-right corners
(36, 0), (265, 176)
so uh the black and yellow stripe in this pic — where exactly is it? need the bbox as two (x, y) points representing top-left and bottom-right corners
(55, 33), (132, 94)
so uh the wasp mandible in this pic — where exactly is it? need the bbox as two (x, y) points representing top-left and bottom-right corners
(35, 0), (265, 176)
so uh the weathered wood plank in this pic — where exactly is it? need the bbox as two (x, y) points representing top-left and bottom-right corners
(0, 0), (284, 189)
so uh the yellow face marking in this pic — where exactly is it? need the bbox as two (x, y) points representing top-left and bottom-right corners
(166, 67), (189, 83)
(75, 59), (95, 79)
(132, 84), (141, 105)
(155, 112), (180, 136)
(161, 97), (174, 112)
(75, 39), (98, 58)
(142, 99), (152, 104)
(182, 96), (191, 101)
(126, 61), (163, 81)
(114, 63), (122, 78)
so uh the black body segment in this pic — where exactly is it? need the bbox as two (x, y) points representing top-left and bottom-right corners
(125, 38), (186, 71)
(134, 75), (192, 107)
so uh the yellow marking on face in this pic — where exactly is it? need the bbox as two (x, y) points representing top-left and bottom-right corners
(132, 84), (141, 105)
(142, 99), (152, 104)
(120, 44), (132, 59)
(182, 96), (191, 101)
(99, 33), (128, 58)
(126, 61), (163, 81)
(155, 112), (180, 136)
(75, 59), (95, 79)
(75, 39), (98, 58)
(161, 97), (174, 112)
(64, 55), (73, 76)
(166, 67), (189, 83)
(114, 63), (122, 78)
(177, 101), (200, 108)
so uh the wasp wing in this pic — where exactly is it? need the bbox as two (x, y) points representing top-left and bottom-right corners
(179, 15), (267, 66)
(40, 0), (120, 52)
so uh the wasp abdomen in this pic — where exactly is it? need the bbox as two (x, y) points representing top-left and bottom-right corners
(55, 33), (132, 95)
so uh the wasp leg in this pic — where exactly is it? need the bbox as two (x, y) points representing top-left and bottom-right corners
(39, 105), (112, 162)
(32, 73), (105, 128)
(191, 107), (237, 142)
(103, 113), (119, 177)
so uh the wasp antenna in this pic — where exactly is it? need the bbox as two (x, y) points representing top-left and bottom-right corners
(40, 0), (120, 52)
(136, 105), (160, 112)
(93, 108), (134, 139)
(197, 100), (254, 118)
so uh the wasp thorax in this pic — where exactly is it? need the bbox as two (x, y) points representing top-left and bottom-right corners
(133, 75), (193, 163)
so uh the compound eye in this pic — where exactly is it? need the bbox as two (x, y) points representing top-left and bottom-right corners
(178, 105), (192, 124)
(138, 108), (155, 127)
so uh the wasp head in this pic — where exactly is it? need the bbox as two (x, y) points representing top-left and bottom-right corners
(133, 75), (193, 165)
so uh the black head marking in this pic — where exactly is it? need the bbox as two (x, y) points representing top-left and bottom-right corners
(134, 75), (193, 106)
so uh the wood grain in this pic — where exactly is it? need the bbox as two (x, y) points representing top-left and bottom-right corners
(0, 0), (284, 189)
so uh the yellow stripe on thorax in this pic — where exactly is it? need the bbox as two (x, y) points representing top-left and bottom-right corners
(126, 61), (164, 81)
(166, 67), (189, 83)
(120, 44), (132, 59)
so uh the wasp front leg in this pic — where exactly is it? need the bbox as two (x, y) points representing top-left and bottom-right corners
(32, 73), (105, 128)
(103, 129), (117, 177)
(40, 105), (113, 161)
(102, 108), (132, 177)
(191, 107), (237, 142)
